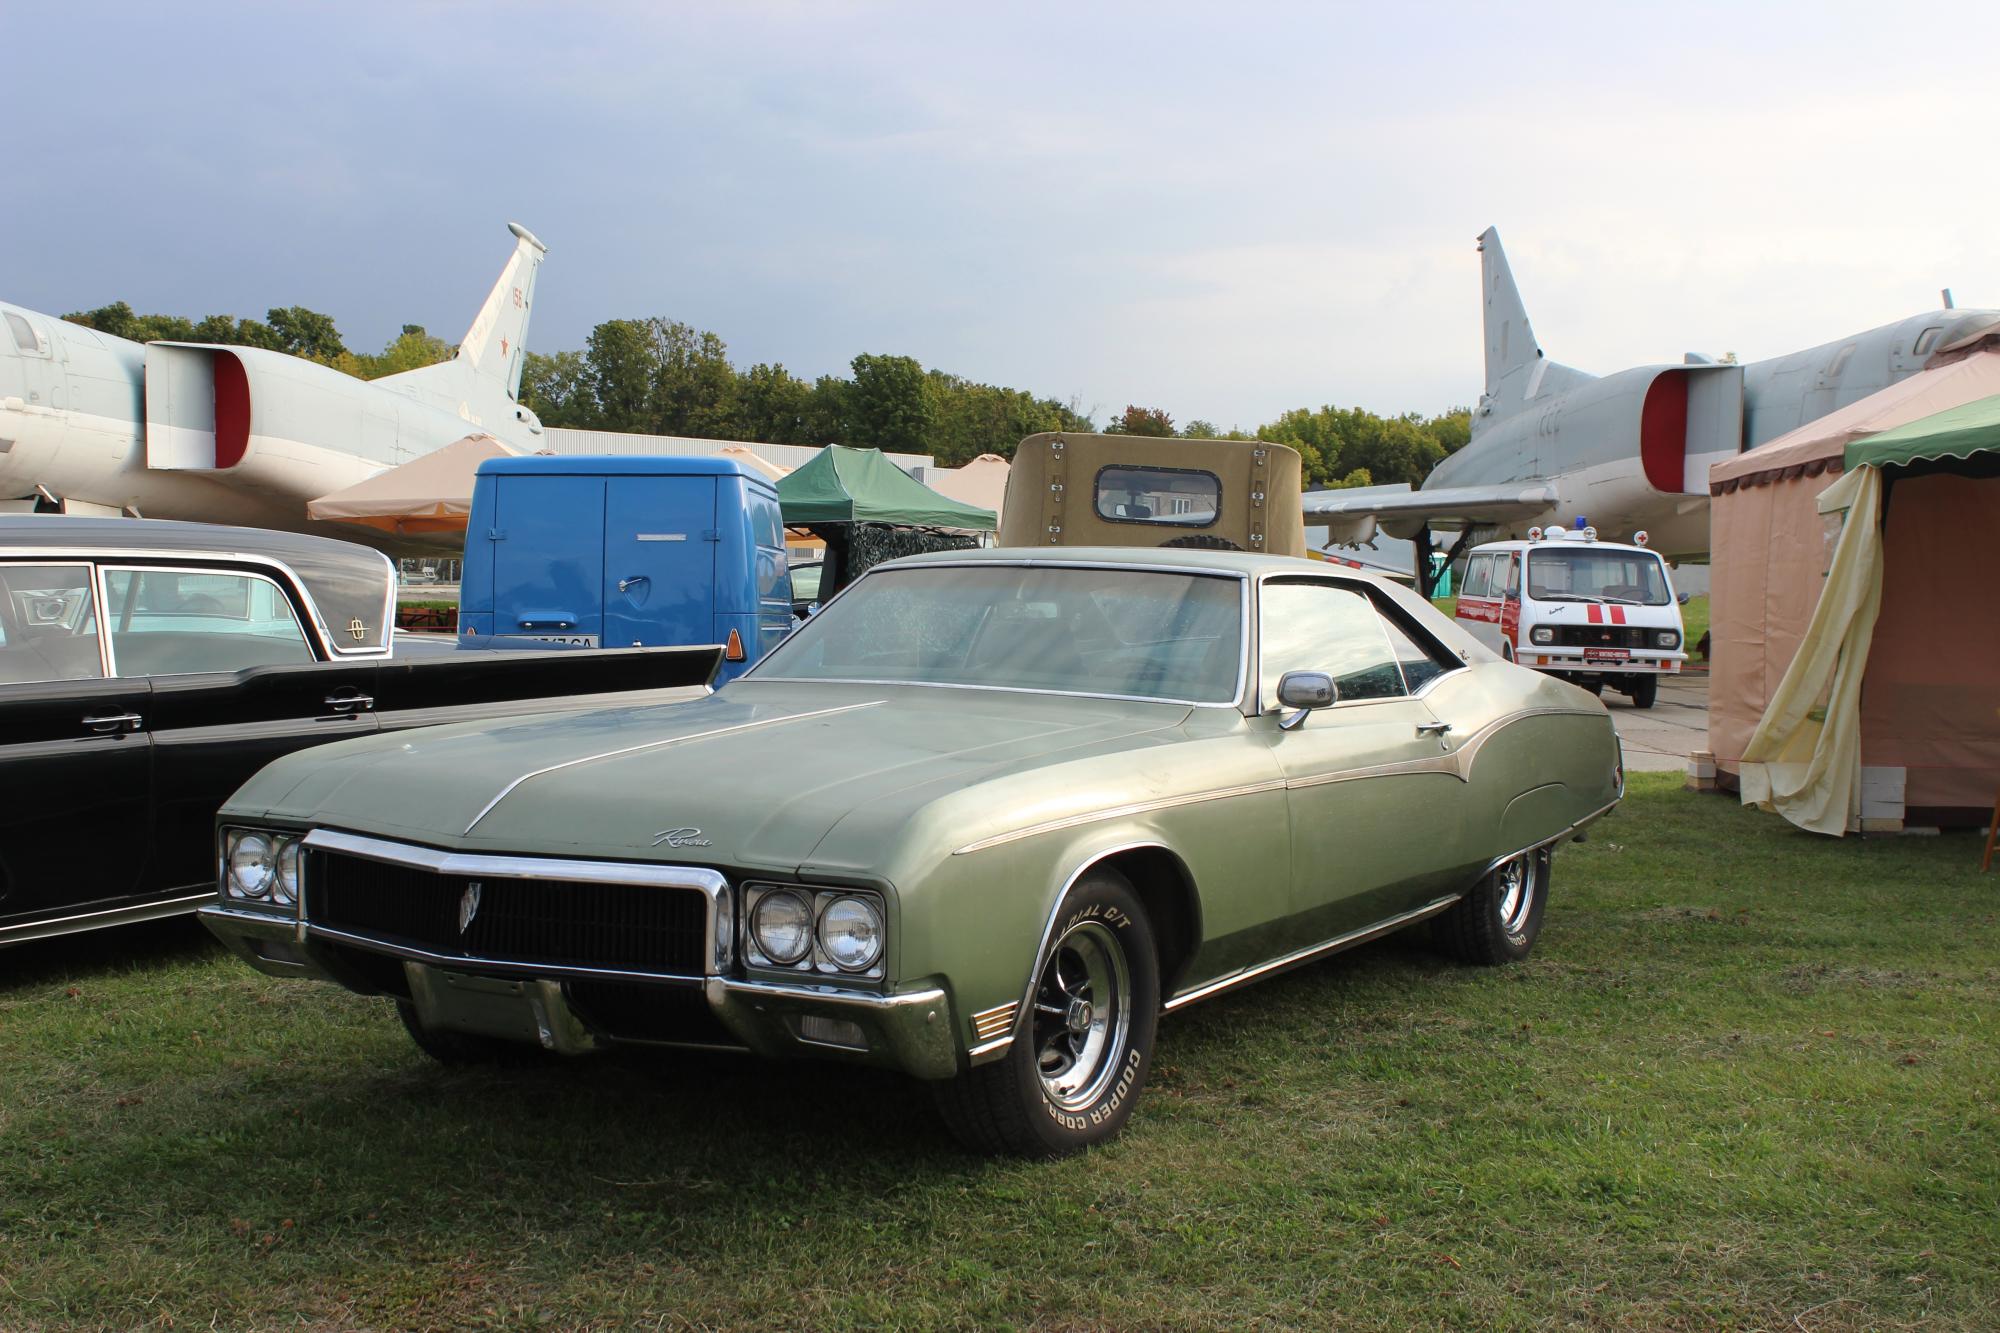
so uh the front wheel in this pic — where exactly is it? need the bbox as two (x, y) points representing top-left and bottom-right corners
(1435, 848), (1550, 965)
(933, 869), (1160, 1158)
(1623, 675), (1658, 709)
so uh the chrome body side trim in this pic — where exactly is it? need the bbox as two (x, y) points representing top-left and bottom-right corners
(1163, 894), (1463, 1011)
(0, 889), (215, 945)
(461, 700), (885, 833)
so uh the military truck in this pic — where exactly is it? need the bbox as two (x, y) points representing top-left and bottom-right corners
(998, 433), (1306, 556)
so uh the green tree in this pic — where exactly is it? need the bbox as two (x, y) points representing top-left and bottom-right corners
(519, 349), (595, 426)
(265, 305), (346, 361)
(583, 319), (660, 432)
(736, 362), (816, 445)
(646, 319), (738, 438)
(846, 353), (932, 455)
(1105, 405), (1175, 437)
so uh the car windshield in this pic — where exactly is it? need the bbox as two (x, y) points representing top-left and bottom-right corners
(1526, 548), (1671, 605)
(754, 564), (1243, 703)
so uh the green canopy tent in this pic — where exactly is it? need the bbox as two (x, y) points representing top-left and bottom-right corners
(777, 445), (997, 596)
(777, 444), (998, 529)
(1844, 391), (2000, 474)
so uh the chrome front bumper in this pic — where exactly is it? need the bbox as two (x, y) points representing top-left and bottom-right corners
(198, 903), (962, 1080)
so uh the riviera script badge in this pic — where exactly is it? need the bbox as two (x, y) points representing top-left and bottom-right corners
(652, 828), (713, 849)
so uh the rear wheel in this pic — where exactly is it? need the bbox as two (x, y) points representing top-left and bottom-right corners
(1435, 849), (1549, 965)
(933, 870), (1160, 1158)
(1623, 675), (1658, 709)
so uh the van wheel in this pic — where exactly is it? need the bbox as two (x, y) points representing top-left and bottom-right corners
(1623, 676), (1658, 709)
(933, 870), (1160, 1158)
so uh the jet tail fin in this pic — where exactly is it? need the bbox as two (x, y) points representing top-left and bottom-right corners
(460, 222), (545, 401)
(1478, 226), (1542, 404)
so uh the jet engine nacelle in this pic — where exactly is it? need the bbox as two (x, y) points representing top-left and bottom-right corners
(142, 342), (528, 496)
(1444, 361), (1743, 499)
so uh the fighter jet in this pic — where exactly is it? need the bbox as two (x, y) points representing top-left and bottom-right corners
(1306, 227), (2000, 585)
(0, 223), (548, 535)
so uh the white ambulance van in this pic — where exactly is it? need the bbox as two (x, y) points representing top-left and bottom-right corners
(1453, 525), (1687, 709)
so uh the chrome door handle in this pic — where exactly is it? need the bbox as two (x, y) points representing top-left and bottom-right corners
(1416, 721), (1454, 738)
(325, 692), (375, 714)
(618, 576), (649, 593)
(82, 712), (143, 733)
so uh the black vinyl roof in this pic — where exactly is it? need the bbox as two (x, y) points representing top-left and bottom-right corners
(0, 516), (395, 655)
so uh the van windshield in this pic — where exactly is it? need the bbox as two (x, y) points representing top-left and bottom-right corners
(752, 564), (1244, 703)
(1526, 549), (1671, 606)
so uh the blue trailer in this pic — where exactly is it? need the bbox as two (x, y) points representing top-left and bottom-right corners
(459, 456), (792, 682)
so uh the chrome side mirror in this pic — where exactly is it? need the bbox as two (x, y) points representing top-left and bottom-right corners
(1276, 671), (1337, 731)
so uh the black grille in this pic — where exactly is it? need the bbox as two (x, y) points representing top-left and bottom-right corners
(1552, 624), (1653, 649)
(307, 850), (710, 976)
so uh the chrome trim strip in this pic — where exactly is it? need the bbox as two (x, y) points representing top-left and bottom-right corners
(952, 780), (1286, 856)
(1163, 894), (1462, 1011)
(0, 890), (215, 943)
(707, 977), (946, 1014)
(1473, 797), (1621, 881)
(300, 828), (733, 974)
(307, 924), (713, 986)
(460, 700), (885, 834)
(749, 676), (1230, 709)
(967, 1034), (1015, 1064)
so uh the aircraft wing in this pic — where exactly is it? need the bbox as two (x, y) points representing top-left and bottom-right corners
(1303, 482), (1558, 543)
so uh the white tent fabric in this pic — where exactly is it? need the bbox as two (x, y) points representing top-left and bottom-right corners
(1736, 467), (1884, 834)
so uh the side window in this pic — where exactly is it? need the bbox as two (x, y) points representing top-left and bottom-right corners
(1461, 555), (1493, 600)
(1377, 610), (1458, 693)
(6, 311), (45, 355)
(752, 496), (784, 551)
(0, 564), (103, 683)
(104, 568), (314, 676)
(1913, 326), (1943, 357)
(1259, 580), (1406, 706)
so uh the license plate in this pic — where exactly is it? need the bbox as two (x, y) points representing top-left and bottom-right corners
(512, 633), (599, 647)
(1583, 648), (1630, 663)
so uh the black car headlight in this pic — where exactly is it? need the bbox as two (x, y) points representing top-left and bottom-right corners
(1656, 629), (1681, 650)
(1530, 626), (1555, 646)
(222, 828), (303, 911)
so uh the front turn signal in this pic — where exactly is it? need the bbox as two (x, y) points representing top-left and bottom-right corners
(725, 628), (746, 662)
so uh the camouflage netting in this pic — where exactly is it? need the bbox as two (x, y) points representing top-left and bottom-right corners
(842, 524), (979, 580)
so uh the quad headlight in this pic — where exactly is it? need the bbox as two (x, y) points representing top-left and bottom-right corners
(750, 889), (814, 965)
(817, 895), (884, 972)
(221, 828), (304, 910)
(743, 884), (887, 977)
(1655, 629), (1681, 650)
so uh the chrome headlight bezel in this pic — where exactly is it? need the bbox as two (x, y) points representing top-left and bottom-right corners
(748, 888), (814, 965)
(740, 882), (887, 981)
(220, 827), (304, 913)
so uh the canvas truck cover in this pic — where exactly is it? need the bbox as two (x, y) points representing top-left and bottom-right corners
(999, 434), (1305, 556)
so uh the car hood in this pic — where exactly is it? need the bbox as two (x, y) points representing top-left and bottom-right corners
(231, 681), (1194, 873)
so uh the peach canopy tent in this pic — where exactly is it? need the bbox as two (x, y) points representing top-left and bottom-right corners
(1707, 340), (2000, 833)
(306, 434), (523, 537)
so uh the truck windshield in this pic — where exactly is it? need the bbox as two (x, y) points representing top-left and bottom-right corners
(751, 565), (1243, 703)
(1526, 548), (1671, 605)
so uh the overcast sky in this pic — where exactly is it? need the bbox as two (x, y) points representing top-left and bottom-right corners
(7, 1), (1997, 430)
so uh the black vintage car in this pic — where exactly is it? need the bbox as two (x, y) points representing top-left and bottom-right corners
(0, 516), (715, 946)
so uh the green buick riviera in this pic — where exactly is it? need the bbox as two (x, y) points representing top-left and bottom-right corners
(202, 548), (1622, 1156)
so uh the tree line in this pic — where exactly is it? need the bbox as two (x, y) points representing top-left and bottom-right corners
(60, 303), (1470, 485)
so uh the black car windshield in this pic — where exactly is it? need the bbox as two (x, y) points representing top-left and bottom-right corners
(752, 564), (1243, 703)
(1526, 548), (1671, 605)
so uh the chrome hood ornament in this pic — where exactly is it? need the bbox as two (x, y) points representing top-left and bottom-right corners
(458, 881), (482, 935)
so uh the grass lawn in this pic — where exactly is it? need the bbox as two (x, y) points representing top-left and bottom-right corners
(2, 775), (1994, 1330)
